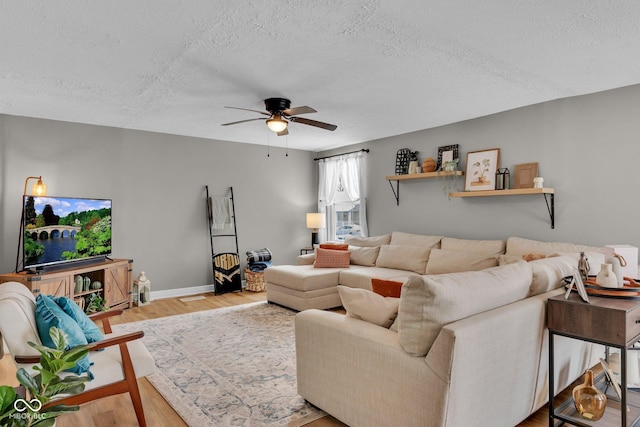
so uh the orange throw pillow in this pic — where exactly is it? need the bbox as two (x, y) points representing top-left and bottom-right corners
(371, 278), (404, 298)
(314, 248), (351, 268)
(319, 243), (349, 251)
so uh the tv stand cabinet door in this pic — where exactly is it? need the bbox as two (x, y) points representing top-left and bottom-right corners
(35, 276), (70, 297)
(104, 263), (131, 310)
(0, 274), (70, 297)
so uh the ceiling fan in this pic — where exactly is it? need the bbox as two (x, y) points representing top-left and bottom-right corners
(221, 97), (337, 136)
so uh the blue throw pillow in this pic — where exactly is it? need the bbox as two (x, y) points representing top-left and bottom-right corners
(35, 294), (93, 378)
(53, 296), (104, 343)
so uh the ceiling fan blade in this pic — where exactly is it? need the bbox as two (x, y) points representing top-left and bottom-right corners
(290, 116), (337, 131)
(283, 106), (316, 116)
(277, 128), (289, 136)
(221, 118), (265, 126)
(224, 106), (270, 116)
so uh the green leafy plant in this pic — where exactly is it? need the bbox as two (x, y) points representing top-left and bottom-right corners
(438, 158), (461, 198)
(0, 327), (91, 426)
(85, 293), (108, 314)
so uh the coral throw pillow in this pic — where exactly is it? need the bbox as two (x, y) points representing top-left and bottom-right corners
(319, 243), (349, 251)
(314, 248), (351, 268)
(371, 278), (404, 298)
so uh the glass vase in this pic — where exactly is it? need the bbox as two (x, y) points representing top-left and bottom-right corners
(573, 369), (607, 421)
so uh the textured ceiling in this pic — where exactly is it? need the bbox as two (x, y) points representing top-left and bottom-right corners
(1, 1), (639, 152)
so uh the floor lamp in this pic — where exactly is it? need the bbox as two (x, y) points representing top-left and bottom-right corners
(15, 176), (47, 273)
(306, 213), (326, 247)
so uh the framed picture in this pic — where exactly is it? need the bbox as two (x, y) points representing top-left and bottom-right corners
(572, 267), (590, 303)
(464, 148), (500, 191)
(513, 162), (539, 189)
(436, 144), (459, 170)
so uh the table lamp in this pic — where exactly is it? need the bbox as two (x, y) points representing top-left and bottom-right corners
(306, 213), (325, 246)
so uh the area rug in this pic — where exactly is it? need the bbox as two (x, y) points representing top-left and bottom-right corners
(113, 302), (326, 426)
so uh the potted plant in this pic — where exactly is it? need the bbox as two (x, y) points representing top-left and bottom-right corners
(84, 293), (108, 314)
(438, 158), (460, 198)
(0, 327), (90, 426)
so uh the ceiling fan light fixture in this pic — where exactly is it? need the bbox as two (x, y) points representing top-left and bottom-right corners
(266, 115), (288, 133)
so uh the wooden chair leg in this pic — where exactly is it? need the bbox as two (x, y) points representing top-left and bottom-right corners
(120, 342), (146, 427)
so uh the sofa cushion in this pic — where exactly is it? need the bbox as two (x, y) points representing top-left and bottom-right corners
(265, 265), (343, 292)
(390, 231), (442, 249)
(371, 278), (404, 298)
(337, 285), (399, 328)
(506, 237), (604, 257)
(345, 234), (391, 247)
(440, 237), (506, 255)
(425, 249), (499, 275)
(320, 243), (349, 250)
(528, 255), (577, 296)
(338, 267), (411, 290)
(376, 245), (431, 274)
(348, 245), (380, 267)
(398, 262), (533, 357)
(314, 248), (351, 268)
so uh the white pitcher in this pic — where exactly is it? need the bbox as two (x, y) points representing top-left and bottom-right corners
(596, 263), (618, 288)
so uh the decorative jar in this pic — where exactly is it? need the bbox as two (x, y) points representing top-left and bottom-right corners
(596, 263), (618, 288)
(572, 369), (606, 421)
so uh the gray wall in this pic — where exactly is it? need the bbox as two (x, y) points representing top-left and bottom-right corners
(0, 116), (316, 293)
(2, 84), (639, 295)
(320, 84), (640, 254)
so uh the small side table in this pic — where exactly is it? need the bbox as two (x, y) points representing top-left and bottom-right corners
(548, 293), (640, 426)
(300, 247), (314, 255)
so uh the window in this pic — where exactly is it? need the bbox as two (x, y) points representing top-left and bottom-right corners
(317, 152), (368, 242)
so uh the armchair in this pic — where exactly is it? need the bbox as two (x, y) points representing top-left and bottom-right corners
(0, 281), (155, 426)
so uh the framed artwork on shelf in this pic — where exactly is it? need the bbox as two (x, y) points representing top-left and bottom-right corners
(464, 148), (500, 191)
(395, 148), (411, 175)
(513, 162), (539, 189)
(436, 144), (459, 170)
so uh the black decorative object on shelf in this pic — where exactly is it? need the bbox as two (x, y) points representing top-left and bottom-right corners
(395, 148), (411, 175)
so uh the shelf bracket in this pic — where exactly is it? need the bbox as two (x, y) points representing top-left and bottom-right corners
(543, 193), (555, 229)
(388, 180), (399, 206)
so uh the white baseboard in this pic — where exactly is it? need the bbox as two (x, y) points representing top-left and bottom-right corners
(149, 281), (246, 301)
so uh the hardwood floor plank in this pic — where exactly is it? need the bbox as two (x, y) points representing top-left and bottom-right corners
(0, 289), (570, 426)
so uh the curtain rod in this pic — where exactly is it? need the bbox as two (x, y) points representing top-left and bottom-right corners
(313, 148), (369, 161)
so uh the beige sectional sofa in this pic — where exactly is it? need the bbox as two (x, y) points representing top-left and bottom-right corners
(264, 232), (615, 427)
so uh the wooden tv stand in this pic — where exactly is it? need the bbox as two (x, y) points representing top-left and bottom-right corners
(0, 258), (133, 311)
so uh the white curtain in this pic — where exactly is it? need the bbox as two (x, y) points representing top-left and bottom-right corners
(317, 152), (368, 241)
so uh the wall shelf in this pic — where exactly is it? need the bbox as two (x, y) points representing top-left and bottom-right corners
(385, 171), (464, 205)
(449, 188), (556, 229)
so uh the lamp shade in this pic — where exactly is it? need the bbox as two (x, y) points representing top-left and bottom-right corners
(266, 115), (288, 133)
(306, 213), (326, 229)
(31, 179), (47, 196)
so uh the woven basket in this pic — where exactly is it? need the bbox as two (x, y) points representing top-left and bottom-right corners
(244, 268), (266, 292)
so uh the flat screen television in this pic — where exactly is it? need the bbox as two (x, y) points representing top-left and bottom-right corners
(23, 196), (112, 271)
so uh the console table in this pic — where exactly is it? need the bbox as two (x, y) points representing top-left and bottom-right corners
(547, 293), (640, 426)
(0, 258), (133, 311)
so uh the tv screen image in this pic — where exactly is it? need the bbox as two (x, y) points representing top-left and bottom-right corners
(23, 196), (112, 270)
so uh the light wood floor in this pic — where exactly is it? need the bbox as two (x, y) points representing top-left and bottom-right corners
(0, 290), (568, 426)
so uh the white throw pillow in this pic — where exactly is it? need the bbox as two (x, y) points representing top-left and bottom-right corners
(390, 231), (442, 249)
(375, 245), (431, 274)
(398, 262), (532, 357)
(506, 236), (604, 257)
(440, 237), (506, 255)
(425, 249), (498, 274)
(337, 285), (399, 328)
(348, 245), (380, 267)
(345, 234), (391, 247)
(528, 255), (577, 296)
